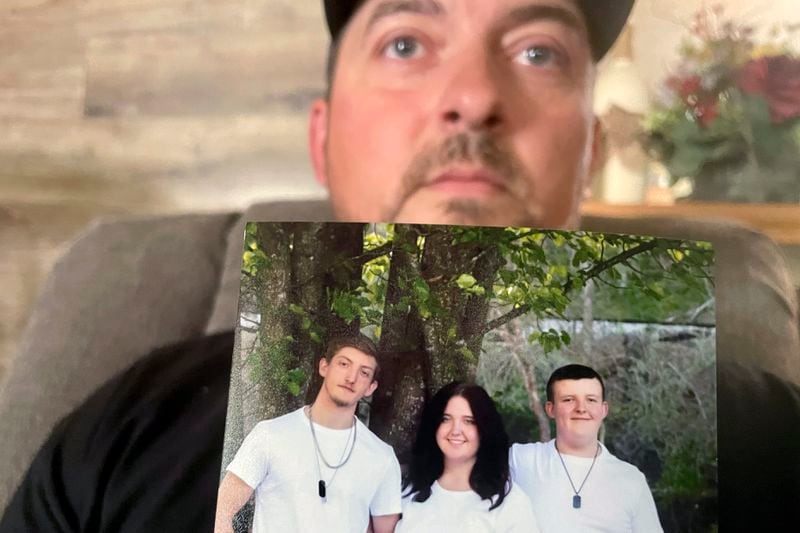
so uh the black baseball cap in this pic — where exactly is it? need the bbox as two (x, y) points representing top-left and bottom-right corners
(323, 0), (635, 61)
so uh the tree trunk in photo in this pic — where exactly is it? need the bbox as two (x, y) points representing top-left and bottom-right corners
(514, 354), (550, 442)
(501, 319), (550, 442)
(374, 349), (429, 464)
(290, 223), (326, 406)
(243, 223), (294, 430)
(419, 226), (503, 392)
(583, 279), (595, 366)
(371, 225), (427, 458)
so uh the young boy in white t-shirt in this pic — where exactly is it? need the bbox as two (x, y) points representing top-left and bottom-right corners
(214, 335), (401, 533)
(510, 364), (663, 533)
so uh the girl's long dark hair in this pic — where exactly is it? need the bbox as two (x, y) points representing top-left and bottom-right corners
(402, 381), (511, 510)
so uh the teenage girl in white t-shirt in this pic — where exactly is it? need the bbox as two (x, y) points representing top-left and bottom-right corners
(395, 382), (541, 533)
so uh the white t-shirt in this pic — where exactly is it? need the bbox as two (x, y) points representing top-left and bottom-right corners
(395, 480), (541, 533)
(226, 407), (402, 533)
(510, 440), (663, 533)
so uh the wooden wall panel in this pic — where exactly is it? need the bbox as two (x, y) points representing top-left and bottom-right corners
(0, 2), (85, 120)
(84, 30), (326, 116)
(0, 0), (327, 373)
(1, 111), (308, 177)
(0, 66), (85, 119)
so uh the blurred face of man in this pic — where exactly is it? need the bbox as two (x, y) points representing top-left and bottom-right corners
(545, 378), (608, 448)
(310, 0), (599, 228)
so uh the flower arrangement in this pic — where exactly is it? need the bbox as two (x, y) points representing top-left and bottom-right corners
(643, 5), (800, 202)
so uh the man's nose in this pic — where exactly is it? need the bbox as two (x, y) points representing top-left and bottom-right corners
(437, 49), (504, 132)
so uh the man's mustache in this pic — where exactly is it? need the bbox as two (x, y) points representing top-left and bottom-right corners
(401, 132), (528, 197)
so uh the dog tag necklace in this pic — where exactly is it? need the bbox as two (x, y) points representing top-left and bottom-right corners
(308, 404), (357, 501)
(555, 441), (600, 509)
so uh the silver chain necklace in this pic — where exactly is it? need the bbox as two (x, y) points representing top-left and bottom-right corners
(307, 404), (357, 500)
(554, 441), (601, 509)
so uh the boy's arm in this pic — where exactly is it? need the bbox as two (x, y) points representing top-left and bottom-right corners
(370, 513), (400, 533)
(368, 450), (403, 533)
(214, 472), (255, 533)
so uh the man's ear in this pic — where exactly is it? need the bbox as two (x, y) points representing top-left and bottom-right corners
(318, 357), (329, 378)
(545, 401), (555, 419)
(600, 400), (609, 420)
(364, 380), (378, 399)
(309, 98), (330, 187)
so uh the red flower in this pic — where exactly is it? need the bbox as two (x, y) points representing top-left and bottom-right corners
(737, 55), (800, 123)
(695, 101), (719, 127)
(667, 74), (720, 127)
(668, 74), (702, 100)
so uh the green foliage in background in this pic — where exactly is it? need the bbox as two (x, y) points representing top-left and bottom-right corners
(240, 223), (714, 402)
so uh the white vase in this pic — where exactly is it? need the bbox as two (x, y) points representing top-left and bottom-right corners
(602, 151), (648, 204)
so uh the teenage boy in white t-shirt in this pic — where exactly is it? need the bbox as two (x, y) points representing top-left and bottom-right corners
(214, 335), (401, 533)
(510, 364), (663, 532)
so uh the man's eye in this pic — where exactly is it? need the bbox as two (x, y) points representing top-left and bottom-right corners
(383, 36), (424, 59)
(515, 45), (559, 67)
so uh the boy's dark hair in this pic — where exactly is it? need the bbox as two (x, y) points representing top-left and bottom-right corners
(403, 381), (511, 510)
(324, 334), (380, 379)
(546, 364), (605, 402)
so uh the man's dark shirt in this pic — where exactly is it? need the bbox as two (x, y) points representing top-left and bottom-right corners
(2, 331), (800, 531)
(0, 332), (232, 532)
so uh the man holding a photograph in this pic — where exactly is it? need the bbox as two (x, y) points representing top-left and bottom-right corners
(214, 335), (401, 533)
(2, 0), (799, 532)
(510, 364), (662, 532)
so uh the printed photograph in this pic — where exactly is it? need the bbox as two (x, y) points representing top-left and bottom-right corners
(215, 221), (717, 533)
